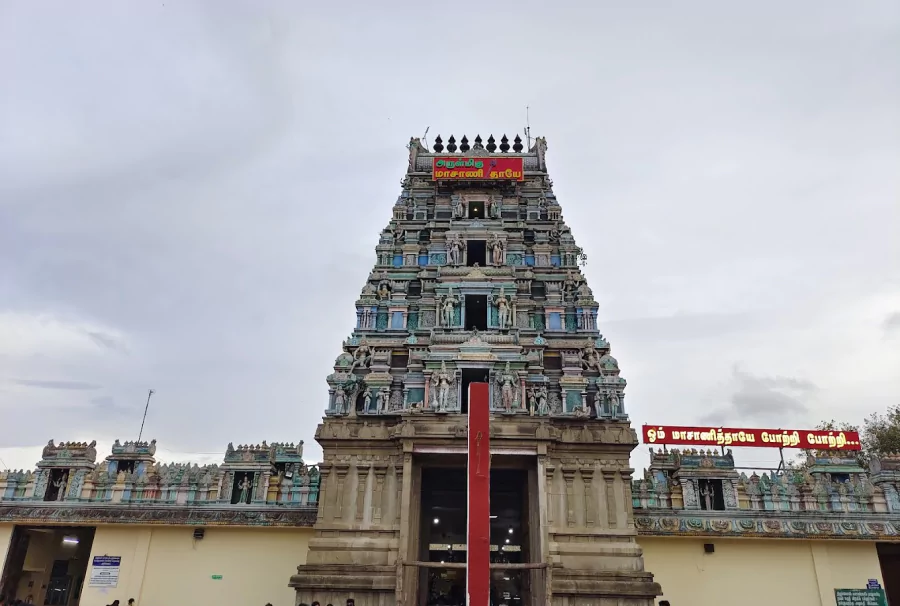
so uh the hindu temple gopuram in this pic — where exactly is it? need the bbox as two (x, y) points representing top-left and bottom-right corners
(289, 133), (661, 605)
(0, 135), (897, 606)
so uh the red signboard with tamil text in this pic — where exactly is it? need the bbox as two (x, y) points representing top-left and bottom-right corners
(641, 425), (861, 450)
(432, 156), (525, 181)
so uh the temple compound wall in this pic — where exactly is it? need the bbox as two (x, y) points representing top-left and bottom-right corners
(0, 439), (317, 606)
(632, 448), (900, 605)
(0, 438), (896, 605)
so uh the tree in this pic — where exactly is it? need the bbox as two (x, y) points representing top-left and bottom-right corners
(790, 419), (863, 470)
(861, 404), (900, 459)
(792, 406), (900, 470)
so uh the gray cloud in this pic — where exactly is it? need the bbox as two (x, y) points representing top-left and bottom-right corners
(884, 312), (900, 335)
(12, 379), (102, 391)
(85, 330), (128, 353)
(700, 367), (816, 426)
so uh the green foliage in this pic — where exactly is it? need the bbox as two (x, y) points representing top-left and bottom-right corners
(861, 404), (900, 459)
(793, 406), (900, 469)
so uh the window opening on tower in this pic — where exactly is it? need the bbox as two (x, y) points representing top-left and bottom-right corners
(465, 295), (488, 331)
(467, 240), (486, 266)
(460, 369), (488, 414)
(468, 201), (485, 219)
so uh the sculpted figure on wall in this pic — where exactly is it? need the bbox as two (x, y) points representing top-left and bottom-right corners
(488, 233), (505, 266)
(581, 342), (602, 372)
(349, 339), (373, 372)
(446, 234), (463, 266)
(431, 361), (455, 412)
(333, 387), (347, 414)
(608, 389), (620, 417)
(493, 287), (511, 329)
(238, 474), (252, 504)
(439, 288), (459, 328)
(451, 194), (466, 219)
(488, 195), (501, 219)
(496, 362), (518, 413)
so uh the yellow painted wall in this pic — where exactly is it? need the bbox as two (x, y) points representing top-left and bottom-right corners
(640, 537), (886, 606)
(0, 524), (12, 569)
(81, 526), (313, 606)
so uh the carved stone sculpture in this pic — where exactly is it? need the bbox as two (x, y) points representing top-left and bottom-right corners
(333, 388), (347, 414)
(451, 194), (466, 219)
(496, 362), (518, 413)
(488, 195), (501, 219)
(488, 233), (505, 266)
(431, 361), (455, 412)
(493, 287), (511, 329)
(440, 288), (459, 328)
(581, 343), (602, 372)
(349, 340), (373, 372)
(447, 234), (463, 266)
(238, 474), (251, 504)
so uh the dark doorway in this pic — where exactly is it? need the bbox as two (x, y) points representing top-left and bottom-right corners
(0, 526), (95, 605)
(878, 543), (900, 604)
(460, 369), (489, 414)
(468, 201), (485, 219)
(467, 240), (486, 266)
(418, 467), (530, 606)
(465, 295), (488, 331)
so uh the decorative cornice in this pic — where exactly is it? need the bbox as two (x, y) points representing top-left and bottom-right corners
(635, 510), (900, 540)
(0, 503), (317, 528)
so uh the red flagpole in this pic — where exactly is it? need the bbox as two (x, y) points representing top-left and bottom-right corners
(467, 382), (491, 606)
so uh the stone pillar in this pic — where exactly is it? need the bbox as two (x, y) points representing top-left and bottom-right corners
(315, 464), (331, 522)
(394, 459), (405, 524)
(581, 465), (595, 527)
(544, 462), (556, 526)
(356, 464), (370, 521)
(372, 463), (388, 523)
(621, 469), (635, 526)
(561, 466), (577, 527)
(602, 470), (617, 528)
(333, 463), (350, 521)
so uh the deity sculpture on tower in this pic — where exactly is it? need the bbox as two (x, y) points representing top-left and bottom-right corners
(446, 233), (463, 266)
(496, 362), (518, 413)
(488, 233), (505, 266)
(431, 361), (455, 412)
(439, 288), (459, 328)
(492, 287), (511, 329)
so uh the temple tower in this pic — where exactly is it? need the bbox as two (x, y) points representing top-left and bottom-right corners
(290, 134), (662, 605)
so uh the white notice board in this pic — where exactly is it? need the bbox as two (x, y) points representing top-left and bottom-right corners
(89, 556), (121, 588)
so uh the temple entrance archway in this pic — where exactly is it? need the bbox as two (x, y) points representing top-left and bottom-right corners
(411, 454), (543, 606)
(0, 526), (95, 606)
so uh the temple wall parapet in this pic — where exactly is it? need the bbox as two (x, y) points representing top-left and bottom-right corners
(633, 448), (900, 540)
(0, 438), (319, 526)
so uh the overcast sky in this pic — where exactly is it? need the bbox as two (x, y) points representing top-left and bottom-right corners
(1, 1), (898, 472)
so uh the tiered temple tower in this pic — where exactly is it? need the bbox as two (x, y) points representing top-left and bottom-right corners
(290, 134), (662, 605)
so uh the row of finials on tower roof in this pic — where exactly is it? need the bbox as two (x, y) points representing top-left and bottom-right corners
(430, 134), (524, 154)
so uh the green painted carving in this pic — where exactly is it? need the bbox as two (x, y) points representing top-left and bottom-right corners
(565, 313), (577, 331)
(531, 314), (545, 331)
(489, 305), (499, 327)
(430, 253), (447, 265)
(376, 311), (388, 330)
(507, 253), (523, 265)
(408, 312), (419, 330)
